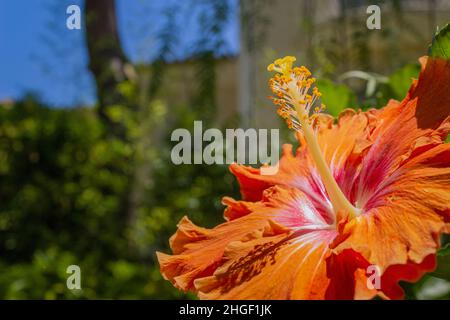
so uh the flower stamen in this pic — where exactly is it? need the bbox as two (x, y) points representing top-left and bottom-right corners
(268, 56), (360, 221)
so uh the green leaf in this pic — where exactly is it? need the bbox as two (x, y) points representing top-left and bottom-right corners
(430, 243), (450, 281)
(438, 243), (450, 256)
(429, 23), (450, 59)
(317, 79), (357, 116)
(415, 276), (450, 300)
(388, 63), (420, 101)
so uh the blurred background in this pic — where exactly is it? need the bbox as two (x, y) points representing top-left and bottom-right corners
(0, 0), (450, 299)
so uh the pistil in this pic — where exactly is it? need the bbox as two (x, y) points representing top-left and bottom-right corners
(268, 56), (360, 220)
(293, 96), (359, 220)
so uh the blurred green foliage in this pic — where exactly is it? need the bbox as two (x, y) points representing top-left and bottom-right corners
(318, 62), (421, 115)
(429, 23), (450, 59)
(316, 79), (357, 116)
(0, 92), (238, 299)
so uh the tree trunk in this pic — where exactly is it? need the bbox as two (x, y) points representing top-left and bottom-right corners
(85, 0), (128, 123)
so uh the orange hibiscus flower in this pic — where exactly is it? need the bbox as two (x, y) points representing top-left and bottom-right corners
(157, 56), (450, 300)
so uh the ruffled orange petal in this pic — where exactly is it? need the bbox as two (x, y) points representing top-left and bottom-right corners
(157, 215), (286, 291)
(332, 145), (450, 298)
(355, 57), (450, 209)
(325, 249), (377, 300)
(331, 202), (444, 296)
(380, 254), (436, 300)
(158, 186), (338, 298)
(195, 230), (335, 299)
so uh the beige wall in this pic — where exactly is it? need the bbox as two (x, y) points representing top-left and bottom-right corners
(238, 0), (450, 129)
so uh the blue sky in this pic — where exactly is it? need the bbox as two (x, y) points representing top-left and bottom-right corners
(0, 0), (239, 107)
